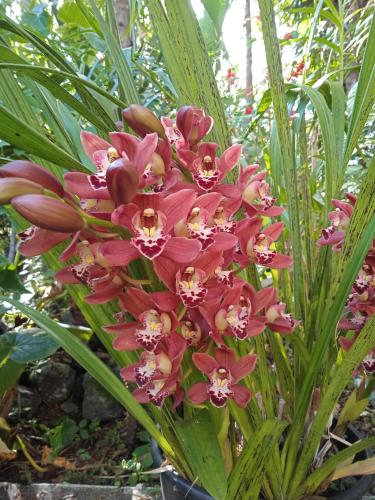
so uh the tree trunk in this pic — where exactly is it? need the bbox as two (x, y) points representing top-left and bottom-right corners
(245, 0), (253, 97)
(113, 0), (131, 48)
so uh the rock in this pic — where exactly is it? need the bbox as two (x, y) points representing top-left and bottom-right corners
(0, 482), (161, 500)
(17, 386), (41, 416)
(60, 400), (79, 416)
(82, 373), (124, 422)
(29, 360), (76, 404)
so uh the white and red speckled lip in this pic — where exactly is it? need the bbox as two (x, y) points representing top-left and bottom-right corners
(131, 208), (170, 260)
(208, 367), (233, 407)
(226, 304), (250, 340)
(187, 207), (217, 250)
(134, 310), (166, 352)
(176, 267), (207, 308)
(253, 233), (276, 265)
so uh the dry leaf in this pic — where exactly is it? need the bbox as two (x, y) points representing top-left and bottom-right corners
(52, 456), (76, 470)
(40, 445), (75, 470)
(0, 437), (16, 461)
(0, 417), (11, 432)
(332, 456), (375, 480)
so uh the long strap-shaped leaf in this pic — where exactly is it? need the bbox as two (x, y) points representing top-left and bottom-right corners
(296, 435), (375, 498)
(0, 15), (120, 128)
(0, 51), (114, 133)
(174, 410), (228, 499)
(225, 419), (287, 500)
(342, 12), (375, 178)
(0, 296), (175, 461)
(86, 0), (140, 105)
(288, 315), (375, 497)
(0, 104), (88, 172)
(148, 0), (230, 150)
(257, 0), (303, 318)
(283, 155), (375, 489)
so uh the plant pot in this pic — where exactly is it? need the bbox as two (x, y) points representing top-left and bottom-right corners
(324, 424), (374, 500)
(151, 440), (213, 500)
(151, 424), (374, 500)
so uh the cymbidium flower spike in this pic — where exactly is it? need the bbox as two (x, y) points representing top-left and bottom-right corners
(7, 103), (296, 409)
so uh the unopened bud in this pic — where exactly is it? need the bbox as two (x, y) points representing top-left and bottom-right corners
(106, 159), (139, 206)
(0, 160), (64, 196)
(122, 105), (166, 138)
(11, 194), (84, 233)
(0, 177), (43, 204)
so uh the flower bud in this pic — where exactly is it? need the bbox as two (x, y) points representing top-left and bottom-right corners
(0, 160), (64, 197)
(11, 194), (84, 233)
(106, 159), (139, 206)
(122, 105), (166, 139)
(0, 178), (44, 204)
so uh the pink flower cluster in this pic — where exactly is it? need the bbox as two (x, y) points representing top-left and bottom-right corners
(319, 196), (375, 373)
(0, 105), (297, 409)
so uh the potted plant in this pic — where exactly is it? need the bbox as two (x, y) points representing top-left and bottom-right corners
(0, 0), (374, 498)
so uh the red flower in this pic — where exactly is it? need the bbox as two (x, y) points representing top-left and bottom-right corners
(188, 348), (256, 408)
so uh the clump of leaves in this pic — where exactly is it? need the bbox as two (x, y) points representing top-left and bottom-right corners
(120, 431), (153, 487)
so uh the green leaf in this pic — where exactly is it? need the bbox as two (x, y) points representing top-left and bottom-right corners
(0, 104), (88, 172)
(148, 0), (231, 149)
(226, 419), (287, 500)
(86, 0), (139, 105)
(57, 0), (91, 27)
(201, 0), (233, 35)
(0, 46), (116, 132)
(0, 360), (25, 395)
(288, 315), (375, 497)
(342, 12), (375, 176)
(0, 329), (59, 364)
(175, 410), (228, 499)
(297, 436), (375, 497)
(0, 296), (176, 463)
(0, 260), (27, 293)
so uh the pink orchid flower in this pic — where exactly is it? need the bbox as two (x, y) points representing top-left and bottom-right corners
(178, 142), (242, 191)
(236, 219), (293, 269)
(188, 347), (256, 408)
(216, 164), (284, 217)
(100, 189), (201, 262)
(105, 288), (179, 352)
(65, 131), (171, 202)
(120, 331), (186, 389)
(317, 197), (355, 251)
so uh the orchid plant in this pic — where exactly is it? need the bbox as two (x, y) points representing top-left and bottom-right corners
(1, 103), (374, 499)
(0, 0), (374, 499)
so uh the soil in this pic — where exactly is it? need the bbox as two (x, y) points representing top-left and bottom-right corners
(0, 405), (146, 487)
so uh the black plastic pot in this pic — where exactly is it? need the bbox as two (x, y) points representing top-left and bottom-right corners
(152, 424), (374, 500)
(324, 424), (374, 500)
(151, 441), (213, 500)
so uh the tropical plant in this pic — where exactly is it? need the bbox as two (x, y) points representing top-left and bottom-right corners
(0, 0), (374, 499)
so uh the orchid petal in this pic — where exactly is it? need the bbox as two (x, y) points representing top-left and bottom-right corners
(100, 240), (140, 266)
(64, 172), (111, 200)
(81, 131), (111, 161)
(219, 144), (242, 176)
(192, 352), (218, 375)
(109, 132), (139, 159)
(162, 237), (202, 263)
(18, 227), (67, 257)
(232, 384), (252, 407)
(188, 382), (209, 404)
(263, 222), (285, 240)
(231, 354), (257, 382)
(160, 189), (197, 231)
